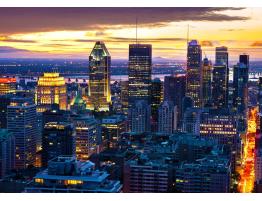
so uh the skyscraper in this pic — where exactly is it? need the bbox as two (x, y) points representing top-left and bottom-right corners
(201, 58), (212, 107)
(158, 101), (177, 134)
(42, 122), (76, 167)
(120, 80), (129, 115)
(212, 65), (228, 108)
(0, 77), (16, 95)
(36, 73), (67, 112)
(215, 46), (229, 67)
(7, 97), (37, 169)
(87, 41), (111, 112)
(151, 78), (163, 131)
(186, 40), (202, 108)
(233, 54), (249, 113)
(128, 44), (152, 108)
(164, 75), (186, 128)
(129, 100), (151, 133)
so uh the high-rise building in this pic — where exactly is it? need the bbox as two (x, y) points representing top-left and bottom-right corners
(175, 156), (231, 193)
(25, 156), (122, 193)
(73, 115), (100, 161)
(186, 40), (202, 108)
(36, 73), (67, 112)
(42, 122), (75, 167)
(0, 77), (16, 95)
(87, 41), (111, 111)
(7, 97), (37, 169)
(164, 75), (186, 128)
(158, 101), (177, 134)
(182, 107), (201, 135)
(151, 78), (163, 131)
(212, 64), (228, 108)
(129, 100), (151, 133)
(128, 44), (152, 108)
(120, 80), (129, 115)
(0, 94), (12, 128)
(0, 129), (15, 179)
(233, 55), (249, 114)
(101, 115), (127, 149)
(201, 58), (212, 107)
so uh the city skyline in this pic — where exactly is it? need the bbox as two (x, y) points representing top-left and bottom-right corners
(0, 7), (262, 61)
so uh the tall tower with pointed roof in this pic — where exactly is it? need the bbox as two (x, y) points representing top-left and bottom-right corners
(87, 41), (111, 111)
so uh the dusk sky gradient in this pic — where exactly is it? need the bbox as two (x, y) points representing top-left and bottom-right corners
(0, 7), (262, 61)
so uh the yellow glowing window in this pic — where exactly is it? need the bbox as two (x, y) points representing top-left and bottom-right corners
(65, 180), (83, 185)
(35, 178), (44, 184)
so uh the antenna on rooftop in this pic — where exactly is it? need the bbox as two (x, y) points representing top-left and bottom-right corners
(136, 17), (138, 44)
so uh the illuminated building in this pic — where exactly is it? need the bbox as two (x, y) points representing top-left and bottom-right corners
(164, 75), (186, 129)
(36, 73), (67, 112)
(212, 64), (228, 108)
(201, 58), (212, 107)
(87, 41), (111, 111)
(101, 115), (127, 148)
(199, 108), (239, 169)
(175, 156), (231, 193)
(151, 78), (163, 131)
(25, 156), (122, 193)
(128, 44), (152, 108)
(233, 54), (249, 114)
(73, 115), (100, 161)
(120, 80), (129, 115)
(129, 100), (151, 133)
(215, 46), (229, 107)
(0, 94), (12, 128)
(0, 77), (16, 95)
(158, 101), (177, 134)
(0, 129), (15, 178)
(186, 40), (202, 108)
(7, 97), (37, 169)
(123, 157), (172, 193)
(42, 122), (76, 167)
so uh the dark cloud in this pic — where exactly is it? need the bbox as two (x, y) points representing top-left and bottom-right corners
(0, 7), (249, 34)
(0, 46), (30, 53)
(251, 41), (262, 47)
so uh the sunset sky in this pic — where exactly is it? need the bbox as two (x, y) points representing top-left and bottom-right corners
(0, 7), (262, 62)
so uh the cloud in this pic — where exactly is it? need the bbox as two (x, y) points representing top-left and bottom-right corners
(250, 41), (262, 47)
(0, 36), (36, 43)
(0, 46), (30, 53)
(200, 40), (214, 47)
(0, 7), (249, 34)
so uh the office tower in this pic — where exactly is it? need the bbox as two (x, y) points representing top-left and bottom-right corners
(215, 46), (229, 99)
(255, 149), (262, 185)
(129, 100), (151, 133)
(42, 122), (75, 167)
(73, 115), (100, 161)
(25, 156), (122, 193)
(151, 78), (163, 131)
(7, 97), (37, 169)
(182, 107), (201, 135)
(164, 75), (186, 128)
(201, 58), (212, 107)
(233, 55), (249, 114)
(158, 101), (177, 134)
(120, 81), (129, 115)
(101, 115), (127, 149)
(0, 94), (12, 128)
(36, 72), (67, 112)
(87, 41), (111, 112)
(128, 44), (152, 108)
(175, 156), (231, 193)
(0, 129), (15, 178)
(0, 77), (16, 95)
(199, 108), (239, 169)
(123, 157), (172, 193)
(186, 40), (202, 108)
(182, 96), (193, 115)
(212, 64), (228, 108)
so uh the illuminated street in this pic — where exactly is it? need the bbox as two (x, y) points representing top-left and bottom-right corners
(237, 107), (257, 193)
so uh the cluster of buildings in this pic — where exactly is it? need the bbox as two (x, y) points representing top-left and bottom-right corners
(0, 38), (259, 193)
